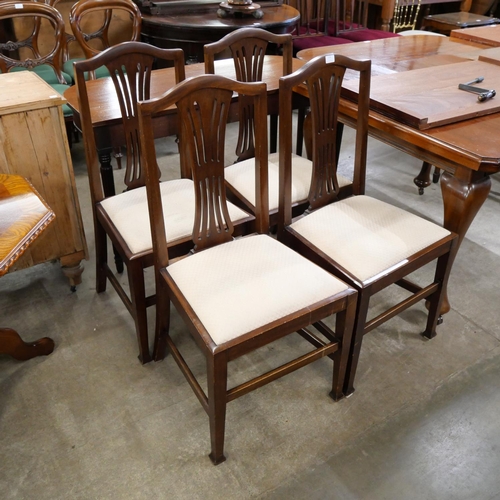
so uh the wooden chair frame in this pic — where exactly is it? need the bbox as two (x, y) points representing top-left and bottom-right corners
(74, 41), (186, 363)
(278, 54), (459, 396)
(204, 27), (313, 225)
(137, 74), (357, 464)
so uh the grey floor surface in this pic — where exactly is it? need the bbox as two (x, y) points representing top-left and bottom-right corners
(1, 124), (499, 500)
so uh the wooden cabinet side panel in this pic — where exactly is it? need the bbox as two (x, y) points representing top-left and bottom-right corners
(28, 107), (87, 255)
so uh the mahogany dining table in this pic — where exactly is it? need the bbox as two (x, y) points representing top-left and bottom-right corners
(297, 35), (500, 312)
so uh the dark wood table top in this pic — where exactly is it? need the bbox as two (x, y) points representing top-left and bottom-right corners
(141, 5), (300, 34)
(64, 55), (304, 127)
(296, 36), (500, 173)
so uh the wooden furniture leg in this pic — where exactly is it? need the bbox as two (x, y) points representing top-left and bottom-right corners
(0, 327), (54, 361)
(60, 254), (86, 292)
(439, 167), (491, 313)
(415, 162), (442, 195)
(97, 147), (124, 274)
(414, 161), (433, 194)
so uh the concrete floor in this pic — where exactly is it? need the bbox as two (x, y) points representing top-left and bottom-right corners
(1, 125), (499, 500)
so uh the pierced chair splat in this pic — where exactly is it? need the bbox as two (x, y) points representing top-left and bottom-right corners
(137, 74), (358, 464)
(204, 27), (294, 156)
(278, 54), (459, 396)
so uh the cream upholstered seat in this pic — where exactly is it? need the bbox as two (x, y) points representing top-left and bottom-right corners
(278, 55), (458, 397)
(100, 179), (249, 255)
(289, 195), (451, 284)
(225, 152), (351, 213)
(167, 234), (349, 345)
(138, 74), (358, 464)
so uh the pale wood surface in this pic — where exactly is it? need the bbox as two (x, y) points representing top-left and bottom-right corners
(0, 72), (88, 285)
(451, 24), (500, 46)
(478, 46), (500, 63)
(343, 59), (500, 129)
(0, 72), (66, 115)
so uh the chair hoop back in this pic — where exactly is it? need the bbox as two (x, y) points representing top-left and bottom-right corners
(0, 1), (67, 84)
(70, 0), (142, 61)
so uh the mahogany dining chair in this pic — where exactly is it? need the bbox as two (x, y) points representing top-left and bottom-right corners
(277, 54), (458, 396)
(137, 74), (357, 463)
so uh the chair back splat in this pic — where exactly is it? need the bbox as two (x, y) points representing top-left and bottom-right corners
(393, 0), (422, 32)
(137, 74), (358, 464)
(139, 75), (269, 258)
(278, 54), (458, 396)
(204, 27), (293, 161)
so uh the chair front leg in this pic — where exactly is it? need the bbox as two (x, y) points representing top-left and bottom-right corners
(343, 291), (371, 397)
(95, 219), (108, 293)
(207, 351), (228, 465)
(153, 278), (171, 361)
(422, 243), (456, 339)
(127, 261), (151, 364)
(330, 292), (357, 401)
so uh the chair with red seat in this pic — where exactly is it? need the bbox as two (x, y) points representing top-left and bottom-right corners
(284, 0), (354, 54)
(335, 0), (401, 41)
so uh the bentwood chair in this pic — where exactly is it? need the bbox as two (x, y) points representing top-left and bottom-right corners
(69, 0), (143, 167)
(75, 42), (253, 363)
(0, 1), (71, 84)
(278, 55), (459, 396)
(204, 28), (351, 226)
(137, 74), (357, 464)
